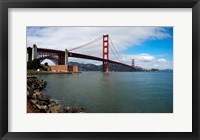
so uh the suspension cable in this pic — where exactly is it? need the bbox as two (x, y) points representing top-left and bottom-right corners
(109, 37), (127, 64)
(110, 45), (122, 62)
(69, 36), (102, 51)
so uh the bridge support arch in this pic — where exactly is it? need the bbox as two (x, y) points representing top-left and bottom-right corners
(102, 34), (109, 72)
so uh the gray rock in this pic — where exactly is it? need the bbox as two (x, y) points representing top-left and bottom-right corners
(34, 91), (41, 96)
(31, 94), (38, 100)
(65, 107), (85, 113)
(37, 95), (50, 103)
(30, 99), (38, 105)
(38, 86), (43, 91)
(38, 100), (49, 106)
(27, 86), (31, 92)
(36, 104), (48, 111)
(27, 91), (30, 96)
(49, 105), (64, 113)
(48, 102), (57, 108)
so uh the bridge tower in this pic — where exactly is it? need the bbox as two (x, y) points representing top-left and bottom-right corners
(65, 49), (68, 65)
(102, 34), (109, 72)
(32, 44), (37, 60)
(132, 59), (135, 67)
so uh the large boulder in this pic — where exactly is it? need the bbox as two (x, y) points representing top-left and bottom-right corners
(37, 94), (50, 104)
(36, 104), (48, 111)
(27, 91), (30, 97)
(64, 106), (85, 113)
(48, 101), (57, 108)
(49, 105), (64, 113)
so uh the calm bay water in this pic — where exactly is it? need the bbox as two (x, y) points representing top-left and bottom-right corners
(37, 72), (173, 113)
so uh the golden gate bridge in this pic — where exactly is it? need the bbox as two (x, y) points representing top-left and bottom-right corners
(27, 34), (135, 72)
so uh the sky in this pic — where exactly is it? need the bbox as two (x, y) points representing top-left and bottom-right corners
(27, 27), (173, 70)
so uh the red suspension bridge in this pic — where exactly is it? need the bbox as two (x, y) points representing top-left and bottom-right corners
(27, 34), (135, 72)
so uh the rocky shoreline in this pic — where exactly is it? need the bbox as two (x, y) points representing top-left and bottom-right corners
(27, 76), (85, 113)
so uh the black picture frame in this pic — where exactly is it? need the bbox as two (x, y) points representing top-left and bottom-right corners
(0, 0), (199, 140)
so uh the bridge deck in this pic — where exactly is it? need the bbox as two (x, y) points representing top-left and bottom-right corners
(30, 48), (134, 69)
(68, 52), (134, 69)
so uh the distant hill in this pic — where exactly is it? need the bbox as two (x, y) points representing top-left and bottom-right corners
(68, 62), (145, 72)
(68, 62), (174, 72)
(68, 62), (100, 71)
(160, 69), (173, 72)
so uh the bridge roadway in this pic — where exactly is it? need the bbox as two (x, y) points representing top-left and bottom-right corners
(68, 52), (134, 69)
(36, 48), (134, 69)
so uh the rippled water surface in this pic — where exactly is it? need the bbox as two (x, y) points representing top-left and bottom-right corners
(37, 72), (173, 113)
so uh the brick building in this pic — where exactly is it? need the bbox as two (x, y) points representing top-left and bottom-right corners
(49, 65), (67, 72)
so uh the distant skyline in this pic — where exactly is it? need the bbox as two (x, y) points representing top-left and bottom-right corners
(27, 27), (173, 70)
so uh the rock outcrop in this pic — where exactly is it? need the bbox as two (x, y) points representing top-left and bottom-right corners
(27, 76), (85, 113)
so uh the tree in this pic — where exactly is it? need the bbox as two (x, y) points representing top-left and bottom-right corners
(27, 59), (41, 70)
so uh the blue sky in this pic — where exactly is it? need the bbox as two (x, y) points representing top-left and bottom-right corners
(124, 29), (173, 61)
(27, 27), (173, 70)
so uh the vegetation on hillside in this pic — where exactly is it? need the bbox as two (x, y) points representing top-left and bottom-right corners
(27, 59), (50, 71)
(27, 59), (41, 70)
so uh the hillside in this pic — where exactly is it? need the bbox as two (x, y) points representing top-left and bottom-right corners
(68, 62), (144, 72)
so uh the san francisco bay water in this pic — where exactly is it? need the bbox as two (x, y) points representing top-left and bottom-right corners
(37, 72), (173, 113)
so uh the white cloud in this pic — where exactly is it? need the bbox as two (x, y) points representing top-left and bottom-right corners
(27, 27), (171, 50)
(122, 54), (173, 70)
(158, 58), (167, 62)
(135, 53), (155, 62)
